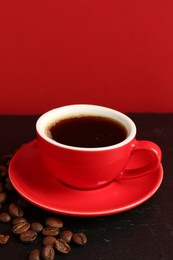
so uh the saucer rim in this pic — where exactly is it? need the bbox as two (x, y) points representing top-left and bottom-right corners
(9, 140), (163, 217)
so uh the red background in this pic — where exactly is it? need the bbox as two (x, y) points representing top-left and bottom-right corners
(0, 0), (173, 114)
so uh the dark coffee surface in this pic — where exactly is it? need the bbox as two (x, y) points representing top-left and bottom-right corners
(49, 116), (127, 147)
(0, 114), (172, 260)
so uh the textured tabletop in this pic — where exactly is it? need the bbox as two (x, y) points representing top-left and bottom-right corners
(0, 114), (172, 260)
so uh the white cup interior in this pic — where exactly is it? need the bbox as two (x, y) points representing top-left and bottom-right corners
(36, 104), (136, 151)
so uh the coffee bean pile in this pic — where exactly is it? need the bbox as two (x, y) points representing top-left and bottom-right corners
(0, 153), (87, 259)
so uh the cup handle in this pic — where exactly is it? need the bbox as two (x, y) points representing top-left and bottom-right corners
(120, 140), (162, 179)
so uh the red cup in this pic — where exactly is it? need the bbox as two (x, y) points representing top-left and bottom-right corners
(36, 105), (161, 190)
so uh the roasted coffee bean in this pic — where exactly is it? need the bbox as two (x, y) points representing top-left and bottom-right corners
(12, 221), (30, 234)
(60, 230), (73, 244)
(0, 212), (11, 223)
(41, 245), (55, 260)
(17, 198), (29, 208)
(72, 232), (87, 246)
(42, 236), (56, 246)
(42, 227), (59, 236)
(20, 230), (37, 243)
(8, 203), (24, 217)
(12, 217), (27, 226)
(0, 192), (7, 203)
(31, 222), (43, 233)
(54, 238), (71, 254)
(28, 248), (41, 260)
(45, 217), (63, 228)
(0, 234), (10, 244)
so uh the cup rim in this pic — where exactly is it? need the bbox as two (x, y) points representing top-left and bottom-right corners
(36, 104), (136, 151)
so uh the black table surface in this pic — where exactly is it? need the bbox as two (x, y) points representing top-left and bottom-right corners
(0, 114), (172, 260)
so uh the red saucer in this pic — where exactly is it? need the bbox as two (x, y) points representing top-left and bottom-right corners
(9, 140), (163, 217)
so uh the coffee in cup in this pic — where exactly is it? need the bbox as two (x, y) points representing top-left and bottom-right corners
(46, 115), (127, 148)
